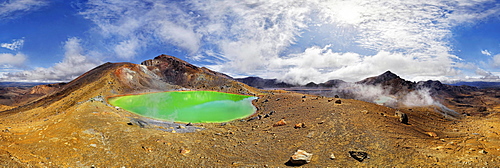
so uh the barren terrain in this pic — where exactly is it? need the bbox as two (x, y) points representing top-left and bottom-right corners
(0, 55), (499, 167)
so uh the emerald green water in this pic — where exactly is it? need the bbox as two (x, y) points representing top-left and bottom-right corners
(108, 91), (257, 123)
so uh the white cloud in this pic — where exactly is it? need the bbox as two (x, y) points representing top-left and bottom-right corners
(1, 39), (25, 51)
(114, 38), (140, 59)
(80, 0), (500, 83)
(493, 54), (500, 68)
(0, 53), (27, 66)
(0, 0), (47, 20)
(80, 0), (202, 59)
(1, 37), (101, 82)
(475, 68), (500, 80)
(481, 49), (492, 56)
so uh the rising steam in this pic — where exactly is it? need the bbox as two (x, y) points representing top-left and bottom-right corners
(331, 83), (459, 117)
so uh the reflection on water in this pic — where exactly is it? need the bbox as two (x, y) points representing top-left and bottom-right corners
(108, 91), (257, 123)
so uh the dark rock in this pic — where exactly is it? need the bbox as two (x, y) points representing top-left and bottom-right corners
(335, 100), (341, 104)
(247, 116), (260, 122)
(129, 119), (149, 128)
(349, 151), (368, 162)
(395, 111), (408, 124)
(334, 95), (340, 98)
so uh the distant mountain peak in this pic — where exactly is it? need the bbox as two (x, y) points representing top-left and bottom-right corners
(357, 70), (403, 85)
(380, 71), (399, 79)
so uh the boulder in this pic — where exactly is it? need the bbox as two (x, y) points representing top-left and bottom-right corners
(289, 150), (312, 165)
(349, 151), (368, 162)
(273, 119), (287, 127)
(294, 123), (306, 129)
(395, 111), (408, 124)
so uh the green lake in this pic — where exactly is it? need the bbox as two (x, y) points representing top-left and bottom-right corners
(107, 91), (257, 123)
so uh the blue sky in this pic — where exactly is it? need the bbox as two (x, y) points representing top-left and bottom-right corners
(0, 0), (499, 84)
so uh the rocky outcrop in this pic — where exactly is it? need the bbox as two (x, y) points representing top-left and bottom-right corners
(28, 83), (66, 95)
(140, 55), (255, 94)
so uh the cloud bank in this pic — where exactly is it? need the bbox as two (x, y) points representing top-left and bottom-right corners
(78, 0), (499, 84)
(1, 37), (101, 82)
(0, 53), (27, 66)
(0, 0), (47, 20)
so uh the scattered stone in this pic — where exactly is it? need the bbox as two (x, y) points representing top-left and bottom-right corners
(306, 132), (315, 138)
(478, 106), (487, 112)
(294, 123), (306, 129)
(269, 111), (276, 115)
(479, 150), (488, 154)
(395, 111), (409, 124)
(335, 100), (342, 104)
(263, 99), (269, 103)
(349, 151), (368, 162)
(273, 119), (287, 127)
(89, 144), (97, 148)
(247, 116), (260, 122)
(129, 119), (149, 128)
(425, 132), (438, 137)
(180, 149), (190, 155)
(186, 123), (193, 126)
(302, 95), (306, 98)
(276, 98), (281, 101)
(328, 99), (333, 102)
(263, 114), (270, 118)
(288, 150), (313, 165)
(142, 146), (153, 152)
(334, 95), (340, 98)
(330, 153), (336, 160)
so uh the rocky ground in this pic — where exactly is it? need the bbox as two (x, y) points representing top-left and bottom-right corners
(0, 55), (499, 167)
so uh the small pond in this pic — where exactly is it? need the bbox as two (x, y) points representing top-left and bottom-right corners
(107, 91), (257, 123)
